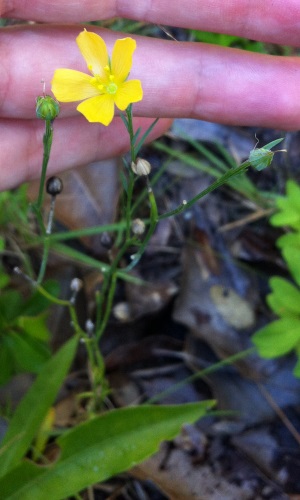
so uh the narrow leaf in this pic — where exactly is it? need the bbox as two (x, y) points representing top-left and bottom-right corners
(0, 401), (214, 500)
(134, 118), (159, 156)
(0, 336), (78, 477)
(263, 138), (284, 150)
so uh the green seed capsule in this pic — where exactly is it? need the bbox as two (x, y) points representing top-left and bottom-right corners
(249, 147), (274, 171)
(36, 95), (60, 121)
(248, 138), (285, 171)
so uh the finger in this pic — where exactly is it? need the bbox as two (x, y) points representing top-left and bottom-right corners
(0, 116), (171, 191)
(2, 25), (300, 129)
(2, 0), (300, 46)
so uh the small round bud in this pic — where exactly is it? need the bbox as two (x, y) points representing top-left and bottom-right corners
(85, 319), (95, 334)
(36, 95), (60, 121)
(100, 232), (114, 250)
(131, 218), (145, 236)
(46, 176), (63, 196)
(131, 157), (151, 176)
(70, 277), (83, 293)
(113, 302), (131, 322)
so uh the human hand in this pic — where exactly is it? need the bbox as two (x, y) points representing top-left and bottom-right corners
(1, 0), (300, 190)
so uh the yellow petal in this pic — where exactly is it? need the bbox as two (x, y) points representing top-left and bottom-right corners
(114, 80), (143, 110)
(76, 30), (108, 77)
(111, 38), (136, 83)
(52, 69), (99, 102)
(77, 95), (115, 125)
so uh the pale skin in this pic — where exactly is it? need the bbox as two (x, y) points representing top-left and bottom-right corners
(1, 0), (300, 190)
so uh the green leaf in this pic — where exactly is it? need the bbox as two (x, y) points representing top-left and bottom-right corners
(262, 138), (285, 150)
(267, 277), (300, 316)
(119, 169), (128, 193)
(293, 356), (300, 378)
(190, 30), (265, 52)
(7, 332), (50, 373)
(134, 118), (159, 156)
(16, 314), (50, 341)
(286, 180), (300, 211)
(271, 180), (300, 229)
(0, 335), (78, 478)
(0, 401), (214, 500)
(0, 341), (14, 385)
(0, 236), (6, 251)
(253, 317), (300, 357)
(0, 328), (50, 385)
(282, 246), (300, 287)
(0, 291), (23, 322)
(0, 271), (10, 290)
(276, 231), (300, 250)
(119, 108), (130, 132)
(270, 207), (300, 228)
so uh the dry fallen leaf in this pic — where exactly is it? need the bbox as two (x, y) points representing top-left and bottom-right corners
(209, 284), (255, 330)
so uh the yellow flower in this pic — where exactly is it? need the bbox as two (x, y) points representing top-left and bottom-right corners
(51, 30), (143, 126)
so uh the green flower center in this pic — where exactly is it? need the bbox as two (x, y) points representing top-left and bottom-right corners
(106, 82), (118, 95)
(91, 72), (118, 96)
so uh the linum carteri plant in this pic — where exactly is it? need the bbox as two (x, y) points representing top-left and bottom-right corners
(0, 29), (288, 498)
(32, 30), (286, 409)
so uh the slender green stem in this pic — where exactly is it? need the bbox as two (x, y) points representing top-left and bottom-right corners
(95, 270), (111, 333)
(34, 283), (71, 307)
(95, 236), (134, 340)
(96, 273), (118, 341)
(158, 161), (251, 221)
(123, 106), (138, 238)
(146, 348), (255, 404)
(125, 181), (158, 271)
(36, 237), (50, 284)
(130, 157), (170, 217)
(125, 170), (135, 239)
(31, 208), (46, 237)
(29, 119), (54, 283)
(46, 221), (127, 242)
(125, 105), (137, 162)
(36, 120), (53, 212)
(94, 105), (142, 339)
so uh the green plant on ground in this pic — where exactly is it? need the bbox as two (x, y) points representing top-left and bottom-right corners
(253, 180), (300, 376)
(0, 28), (287, 500)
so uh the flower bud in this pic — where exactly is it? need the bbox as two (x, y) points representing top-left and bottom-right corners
(46, 176), (63, 196)
(70, 277), (83, 293)
(100, 232), (114, 250)
(113, 302), (131, 322)
(131, 157), (151, 176)
(85, 319), (95, 334)
(249, 147), (274, 171)
(36, 95), (60, 121)
(131, 218), (145, 236)
(248, 138), (285, 171)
